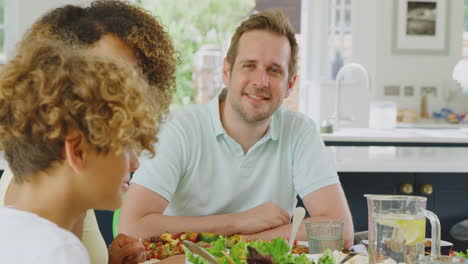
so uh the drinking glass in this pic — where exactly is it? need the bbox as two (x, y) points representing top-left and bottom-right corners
(306, 220), (344, 254)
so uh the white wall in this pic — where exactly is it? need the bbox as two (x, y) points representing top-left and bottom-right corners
(353, 0), (466, 117)
(311, 0), (467, 128)
(5, 0), (92, 60)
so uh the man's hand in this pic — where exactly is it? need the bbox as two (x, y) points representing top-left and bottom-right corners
(108, 233), (145, 264)
(236, 202), (290, 235)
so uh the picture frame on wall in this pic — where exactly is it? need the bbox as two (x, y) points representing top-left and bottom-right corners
(392, 0), (450, 55)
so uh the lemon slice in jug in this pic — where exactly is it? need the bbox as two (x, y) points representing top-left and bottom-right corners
(377, 217), (426, 245)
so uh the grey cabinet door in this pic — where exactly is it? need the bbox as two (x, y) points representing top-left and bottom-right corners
(339, 172), (415, 232)
(415, 173), (468, 251)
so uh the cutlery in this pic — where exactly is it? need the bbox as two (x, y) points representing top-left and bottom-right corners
(339, 252), (358, 264)
(288, 207), (306, 253)
(183, 240), (219, 264)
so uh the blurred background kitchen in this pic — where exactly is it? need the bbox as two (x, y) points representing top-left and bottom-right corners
(2, 0), (468, 250)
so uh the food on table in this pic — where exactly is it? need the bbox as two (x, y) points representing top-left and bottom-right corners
(186, 237), (314, 264)
(455, 249), (468, 259)
(140, 232), (309, 262)
(423, 239), (454, 256)
(292, 244), (310, 254)
(199, 233), (221, 243)
(318, 249), (335, 264)
(247, 246), (275, 264)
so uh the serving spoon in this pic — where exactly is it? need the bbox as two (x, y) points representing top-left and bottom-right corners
(288, 207), (306, 253)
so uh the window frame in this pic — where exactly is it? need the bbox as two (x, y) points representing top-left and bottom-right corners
(2, 0), (18, 64)
(463, 0), (468, 59)
(298, 0), (353, 124)
(0, 0), (6, 63)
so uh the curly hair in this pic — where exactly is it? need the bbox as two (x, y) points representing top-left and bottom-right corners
(226, 9), (298, 81)
(21, 0), (176, 116)
(0, 40), (159, 183)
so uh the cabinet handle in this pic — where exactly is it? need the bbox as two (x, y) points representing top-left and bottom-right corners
(400, 183), (414, 194)
(420, 184), (433, 195)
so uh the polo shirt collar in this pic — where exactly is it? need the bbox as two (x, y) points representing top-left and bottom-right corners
(208, 89), (226, 137)
(208, 88), (280, 141)
(269, 110), (280, 141)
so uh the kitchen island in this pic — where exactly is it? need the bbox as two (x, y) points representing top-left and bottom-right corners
(322, 128), (468, 250)
(322, 127), (468, 147)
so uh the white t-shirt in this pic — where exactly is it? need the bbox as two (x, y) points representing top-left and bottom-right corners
(0, 207), (90, 264)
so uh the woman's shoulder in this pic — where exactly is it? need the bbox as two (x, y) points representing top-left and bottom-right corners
(0, 207), (89, 262)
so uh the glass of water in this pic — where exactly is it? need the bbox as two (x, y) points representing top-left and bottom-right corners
(306, 220), (344, 254)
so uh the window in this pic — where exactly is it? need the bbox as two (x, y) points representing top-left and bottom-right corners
(327, 0), (352, 80)
(463, 0), (468, 58)
(298, 0), (354, 122)
(136, 0), (254, 107)
(0, 0), (5, 62)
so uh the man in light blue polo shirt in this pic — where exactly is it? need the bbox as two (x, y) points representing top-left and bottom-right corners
(120, 9), (354, 248)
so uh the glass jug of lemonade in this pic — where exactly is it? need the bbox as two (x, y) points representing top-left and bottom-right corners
(365, 195), (441, 264)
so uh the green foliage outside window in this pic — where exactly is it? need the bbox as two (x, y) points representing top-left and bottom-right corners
(0, 0), (4, 55)
(465, 0), (468, 31)
(136, 0), (254, 106)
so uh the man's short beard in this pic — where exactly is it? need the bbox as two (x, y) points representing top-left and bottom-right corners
(229, 95), (279, 124)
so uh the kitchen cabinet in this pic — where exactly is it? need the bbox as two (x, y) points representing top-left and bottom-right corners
(339, 172), (468, 250)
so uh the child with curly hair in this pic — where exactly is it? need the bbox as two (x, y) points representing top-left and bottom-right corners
(0, 40), (158, 263)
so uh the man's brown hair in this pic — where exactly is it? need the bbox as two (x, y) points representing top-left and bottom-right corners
(225, 9), (298, 81)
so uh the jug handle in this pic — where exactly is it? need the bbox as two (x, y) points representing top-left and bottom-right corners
(424, 210), (441, 257)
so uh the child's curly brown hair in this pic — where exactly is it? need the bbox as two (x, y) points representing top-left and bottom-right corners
(21, 0), (176, 117)
(0, 40), (159, 183)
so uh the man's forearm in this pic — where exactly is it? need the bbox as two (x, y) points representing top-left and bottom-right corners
(122, 213), (241, 239)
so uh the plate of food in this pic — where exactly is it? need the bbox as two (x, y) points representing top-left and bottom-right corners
(184, 237), (368, 264)
(139, 232), (367, 264)
(138, 232), (311, 263)
(138, 232), (317, 263)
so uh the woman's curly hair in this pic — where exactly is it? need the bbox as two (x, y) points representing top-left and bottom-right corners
(21, 0), (176, 117)
(0, 40), (159, 183)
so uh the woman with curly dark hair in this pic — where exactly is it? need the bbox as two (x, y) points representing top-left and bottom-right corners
(22, 0), (176, 110)
(0, 1), (176, 263)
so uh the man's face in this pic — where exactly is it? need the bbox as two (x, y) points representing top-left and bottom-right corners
(223, 30), (296, 123)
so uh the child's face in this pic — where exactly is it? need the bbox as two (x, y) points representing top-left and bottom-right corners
(84, 146), (139, 210)
(84, 34), (140, 210)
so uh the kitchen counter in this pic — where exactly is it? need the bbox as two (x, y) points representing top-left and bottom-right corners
(2, 129), (468, 173)
(328, 146), (468, 173)
(321, 127), (468, 144)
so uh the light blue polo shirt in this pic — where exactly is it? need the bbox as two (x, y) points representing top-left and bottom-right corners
(132, 90), (339, 216)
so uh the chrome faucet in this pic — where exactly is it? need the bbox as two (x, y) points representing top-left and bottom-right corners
(333, 63), (371, 131)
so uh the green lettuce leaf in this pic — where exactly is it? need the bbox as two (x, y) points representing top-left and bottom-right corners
(186, 249), (210, 264)
(187, 237), (315, 264)
(318, 249), (335, 264)
(455, 250), (468, 259)
(206, 237), (227, 258)
(229, 240), (248, 263)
